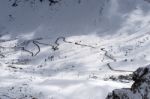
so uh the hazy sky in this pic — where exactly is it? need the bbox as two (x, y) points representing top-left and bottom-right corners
(0, 0), (150, 38)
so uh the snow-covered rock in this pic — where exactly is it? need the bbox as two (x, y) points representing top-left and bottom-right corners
(106, 64), (150, 99)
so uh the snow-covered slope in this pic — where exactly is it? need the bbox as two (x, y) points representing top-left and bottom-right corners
(0, 31), (150, 99)
(1, 0), (150, 99)
(1, 0), (150, 37)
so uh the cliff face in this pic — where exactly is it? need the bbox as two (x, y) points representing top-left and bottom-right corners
(106, 64), (150, 99)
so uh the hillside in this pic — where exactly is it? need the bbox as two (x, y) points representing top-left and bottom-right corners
(1, 0), (150, 99)
(0, 31), (150, 98)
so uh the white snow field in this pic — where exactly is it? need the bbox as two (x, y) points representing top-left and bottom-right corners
(0, 0), (150, 99)
(1, 31), (150, 99)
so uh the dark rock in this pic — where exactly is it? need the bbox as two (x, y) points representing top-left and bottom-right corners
(106, 64), (150, 99)
(104, 74), (133, 83)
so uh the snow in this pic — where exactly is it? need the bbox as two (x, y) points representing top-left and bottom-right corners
(1, 32), (150, 98)
(0, 0), (150, 99)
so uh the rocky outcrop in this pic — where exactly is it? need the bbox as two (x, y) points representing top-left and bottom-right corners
(106, 64), (150, 99)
